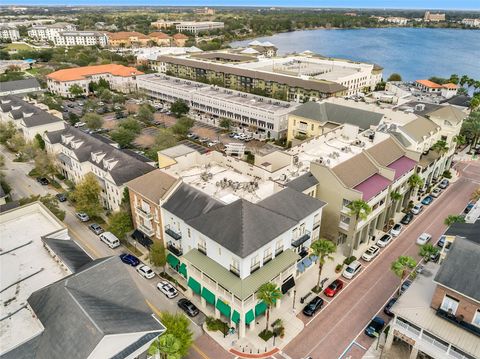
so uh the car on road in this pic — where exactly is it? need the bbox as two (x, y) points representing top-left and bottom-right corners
(74, 121), (86, 128)
(36, 177), (49, 185)
(417, 232), (432, 245)
(421, 195), (434, 205)
(342, 260), (362, 279)
(207, 140), (219, 147)
(323, 279), (344, 297)
(376, 234), (392, 248)
(178, 298), (199, 317)
(157, 280), (179, 299)
(411, 204), (424, 215)
(400, 212), (414, 225)
(438, 179), (449, 189)
(400, 280), (412, 295)
(137, 264), (156, 279)
(120, 253), (140, 267)
(464, 202), (474, 214)
(431, 187), (442, 198)
(302, 296), (324, 316)
(89, 223), (104, 235)
(362, 245), (380, 262)
(384, 298), (397, 316)
(364, 316), (385, 337)
(390, 223), (403, 237)
(56, 193), (67, 202)
(76, 212), (89, 222)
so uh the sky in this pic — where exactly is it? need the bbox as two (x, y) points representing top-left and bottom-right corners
(5, 0), (480, 10)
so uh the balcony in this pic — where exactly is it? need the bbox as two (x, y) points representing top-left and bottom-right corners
(167, 242), (183, 257)
(165, 225), (182, 241)
(292, 230), (311, 248)
(138, 224), (154, 237)
(436, 308), (480, 337)
(136, 206), (153, 220)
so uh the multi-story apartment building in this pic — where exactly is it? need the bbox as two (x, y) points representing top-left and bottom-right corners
(43, 125), (155, 211)
(172, 33), (189, 47)
(0, 25), (20, 41)
(0, 95), (65, 141)
(53, 31), (108, 47)
(424, 11), (446, 22)
(106, 31), (171, 48)
(151, 20), (223, 34)
(47, 64), (143, 97)
(385, 17), (408, 25)
(27, 22), (76, 42)
(462, 18), (480, 27)
(385, 237), (480, 359)
(193, 7), (216, 15)
(137, 73), (299, 139)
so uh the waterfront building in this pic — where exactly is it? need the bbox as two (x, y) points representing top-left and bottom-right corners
(424, 11), (446, 22)
(151, 20), (224, 34)
(462, 18), (480, 27)
(27, 22), (76, 41)
(385, 17), (408, 25)
(0, 25), (20, 41)
(53, 31), (108, 47)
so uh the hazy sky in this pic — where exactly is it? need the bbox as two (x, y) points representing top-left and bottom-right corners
(6, 0), (480, 10)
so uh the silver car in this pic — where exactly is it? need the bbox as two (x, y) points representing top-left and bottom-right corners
(157, 280), (179, 299)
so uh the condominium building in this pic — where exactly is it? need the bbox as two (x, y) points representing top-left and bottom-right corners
(193, 7), (216, 15)
(53, 31), (108, 47)
(47, 64), (143, 97)
(415, 79), (458, 98)
(151, 20), (224, 34)
(385, 237), (480, 359)
(0, 25), (20, 41)
(43, 125), (155, 211)
(462, 18), (480, 27)
(385, 17), (408, 25)
(137, 73), (299, 138)
(106, 31), (172, 48)
(27, 22), (76, 41)
(424, 11), (446, 22)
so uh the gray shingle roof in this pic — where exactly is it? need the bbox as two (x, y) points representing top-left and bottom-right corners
(0, 95), (63, 128)
(0, 78), (41, 94)
(391, 131), (412, 147)
(42, 237), (92, 273)
(444, 220), (480, 245)
(290, 101), (384, 130)
(434, 237), (480, 302)
(186, 199), (296, 258)
(285, 172), (319, 192)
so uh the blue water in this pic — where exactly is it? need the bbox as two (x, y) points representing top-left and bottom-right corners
(231, 28), (480, 80)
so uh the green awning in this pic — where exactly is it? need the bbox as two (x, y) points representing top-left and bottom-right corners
(255, 301), (267, 317)
(245, 309), (255, 325)
(179, 263), (187, 278)
(201, 287), (215, 305)
(232, 310), (240, 324)
(188, 277), (201, 295)
(216, 299), (231, 318)
(167, 253), (180, 269)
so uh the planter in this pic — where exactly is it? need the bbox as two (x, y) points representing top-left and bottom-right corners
(335, 264), (343, 273)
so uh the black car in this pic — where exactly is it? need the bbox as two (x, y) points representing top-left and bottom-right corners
(384, 298), (397, 316)
(365, 316), (385, 337)
(36, 177), (49, 185)
(177, 298), (199, 317)
(56, 193), (67, 202)
(400, 212), (414, 225)
(430, 251), (440, 263)
(302, 296), (324, 316)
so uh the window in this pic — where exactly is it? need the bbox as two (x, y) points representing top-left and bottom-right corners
(342, 198), (351, 208)
(263, 247), (272, 264)
(440, 294), (459, 314)
(473, 310), (480, 327)
(275, 239), (284, 255)
(218, 247), (221, 256)
(198, 238), (207, 255)
(250, 255), (260, 272)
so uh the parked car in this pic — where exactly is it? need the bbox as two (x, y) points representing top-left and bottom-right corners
(438, 179), (449, 189)
(430, 251), (440, 263)
(120, 253), (140, 267)
(137, 264), (156, 279)
(362, 245), (380, 262)
(400, 279), (412, 294)
(229, 132), (236, 138)
(74, 121), (86, 128)
(342, 260), (362, 279)
(437, 235), (446, 248)
(207, 140), (219, 147)
(89, 223), (104, 235)
(464, 202), (475, 214)
(302, 296), (324, 316)
(157, 280), (179, 299)
(421, 195), (434, 205)
(390, 223), (403, 237)
(400, 212), (414, 225)
(178, 298), (199, 317)
(384, 298), (397, 316)
(323, 279), (344, 297)
(76, 212), (90, 222)
(376, 234), (392, 248)
(417, 232), (432, 245)
(431, 187), (442, 198)
(99, 232), (120, 249)
(56, 193), (67, 202)
(36, 177), (49, 185)
(364, 316), (385, 337)
(411, 204), (424, 215)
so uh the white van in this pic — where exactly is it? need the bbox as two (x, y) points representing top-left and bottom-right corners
(342, 260), (362, 279)
(99, 232), (120, 249)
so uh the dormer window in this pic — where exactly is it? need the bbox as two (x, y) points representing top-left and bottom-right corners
(23, 112), (34, 118)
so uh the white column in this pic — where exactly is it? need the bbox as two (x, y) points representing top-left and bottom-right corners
(384, 327), (394, 351)
(409, 347), (418, 359)
(201, 297), (206, 308)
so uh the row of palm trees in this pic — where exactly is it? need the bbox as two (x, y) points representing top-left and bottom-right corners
(461, 110), (480, 152)
(449, 74), (480, 91)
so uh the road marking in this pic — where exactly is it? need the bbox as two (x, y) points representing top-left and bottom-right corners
(191, 343), (210, 359)
(146, 299), (163, 317)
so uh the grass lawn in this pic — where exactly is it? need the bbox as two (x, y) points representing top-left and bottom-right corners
(4, 43), (33, 51)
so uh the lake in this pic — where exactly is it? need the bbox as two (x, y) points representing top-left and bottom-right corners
(231, 28), (480, 81)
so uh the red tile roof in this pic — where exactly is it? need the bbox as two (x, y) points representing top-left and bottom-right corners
(442, 83), (458, 89)
(148, 32), (170, 39)
(416, 79), (442, 89)
(173, 33), (189, 39)
(47, 64), (144, 82)
(107, 31), (149, 40)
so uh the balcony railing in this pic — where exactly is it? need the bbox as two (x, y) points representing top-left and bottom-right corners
(292, 230), (311, 247)
(167, 242), (183, 257)
(436, 308), (480, 337)
(136, 206), (153, 220)
(138, 224), (154, 237)
(165, 225), (182, 241)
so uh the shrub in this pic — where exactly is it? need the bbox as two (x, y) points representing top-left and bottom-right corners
(205, 317), (229, 335)
(335, 263), (343, 272)
(343, 256), (357, 265)
(443, 170), (452, 179)
(259, 329), (274, 341)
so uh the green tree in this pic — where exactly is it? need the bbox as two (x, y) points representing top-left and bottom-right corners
(172, 116), (195, 136)
(389, 191), (402, 218)
(110, 128), (137, 148)
(408, 173), (424, 198)
(310, 239), (337, 292)
(107, 211), (133, 242)
(470, 96), (480, 110)
(444, 214), (466, 226)
(390, 256), (417, 295)
(256, 282), (282, 331)
(150, 242), (167, 272)
(449, 74), (459, 84)
(99, 89), (113, 103)
(461, 111), (480, 150)
(68, 84), (84, 98)
(348, 200), (372, 222)
(6, 132), (26, 153)
(34, 151), (57, 179)
(119, 117), (142, 134)
(153, 128), (177, 151)
(19, 194), (66, 221)
(0, 122), (17, 144)
(219, 118), (232, 130)
(460, 75), (470, 86)
(431, 140), (449, 155)
(137, 103), (154, 124)
(71, 173), (102, 217)
(155, 334), (182, 359)
(82, 113), (104, 130)
(170, 99), (189, 118)
(419, 244), (439, 262)
(148, 312), (193, 358)
(387, 73), (402, 82)
(34, 133), (45, 150)
(453, 134), (466, 148)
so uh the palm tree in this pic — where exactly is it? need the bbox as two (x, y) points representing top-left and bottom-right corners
(444, 214), (466, 226)
(310, 239), (337, 292)
(157, 333), (182, 359)
(431, 140), (449, 155)
(460, 75), (470, 86)
(467, 78), (475, 88)
(471, 187), (480, 202)
(391, 256), (417, 295)
(449, 74), (459, 85)
(453, 134), (466, 149)
(419, 244), (439, 262)
(389, 191), (402, 218)
(407, 173), (424, 198)
(257, 283), (282, 331)
(461, 111), (480, 151)
(348, 200), (372, 222)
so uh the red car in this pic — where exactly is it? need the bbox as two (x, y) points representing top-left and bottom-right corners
(323, 279), (344, 297)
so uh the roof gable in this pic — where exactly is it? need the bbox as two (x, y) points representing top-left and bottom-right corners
(366, 137), (404, 166)
(332, 152), (378, 188)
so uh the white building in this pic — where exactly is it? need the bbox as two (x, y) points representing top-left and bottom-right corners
(0, 25), (20, 41)
(175, 21), (224, 34)
(53, 31), (108, 47)
(385, 17), (408, 25)
(462, 18), (480, 27)
(137, 73), (299, 139)
(27, 22), (76, 42)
